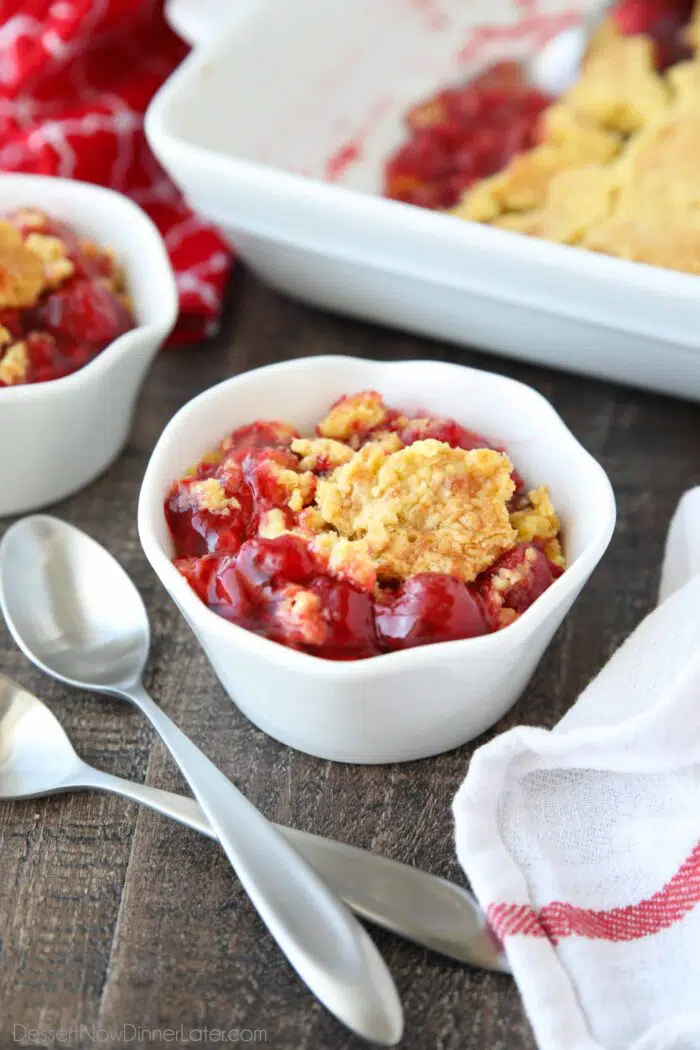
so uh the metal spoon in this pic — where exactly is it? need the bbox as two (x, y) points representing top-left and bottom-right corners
(0, 673), (508, 972)
(527, 0), (614, 96)
(0, 516), (403, 1045)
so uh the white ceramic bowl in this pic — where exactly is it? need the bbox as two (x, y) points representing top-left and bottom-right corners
(0, 174), (178, 518)
(138, 356), (616, 764)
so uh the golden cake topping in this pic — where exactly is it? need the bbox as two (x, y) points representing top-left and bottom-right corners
(563, 28), (668, 134)
(291, 437), (354, 472)
(510, 486), (561, 544)
(25, 233), (75, 289)
(275, 586), (326, 646)
(183, 478), (240, 514)
(0, 340), (28, 385)
(316, 438), (517, 583)
(317, 390), (388, 441)
(0, 221), (46, 309)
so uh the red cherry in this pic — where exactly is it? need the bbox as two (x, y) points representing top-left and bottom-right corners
(406, 91), (451, 131)
(165, 479), (247, 557)
(613, 0), (671, 34)
(235, 536), (317, 595)
(0, 308), (22, 337)
(34, 278), (132, 349)
(25, 331), (57, 375)
(308, 577), (378, 657)
(402, 182), (447, 209)
(375, 574), (487, 650)
(447, 87), (486, 125)
(238, 447), (313, 517)
(472, 60), (526, 91)
(384, 59), (551, 213)
(445, 171), (478, 206)
(174, 553), (221, 602)
(175, 553), (254, 625)
(224, 421), (297, 452)
(476, 544), (560, 629)
(208, 556), (254, 623)
(400, 416), (492, 450)
(611, 0), (694, 68)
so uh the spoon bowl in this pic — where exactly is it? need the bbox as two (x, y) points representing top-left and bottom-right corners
(0, 676), (82, 798)
(0, 516), (148, 691)
(0, 515), (404, 1045)
(527, 0), (613, 95)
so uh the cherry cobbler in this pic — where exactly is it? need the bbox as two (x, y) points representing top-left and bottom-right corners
(0, 208), (135, 387)
(386, 0), (700, 276)
(166, 392), (565, 660)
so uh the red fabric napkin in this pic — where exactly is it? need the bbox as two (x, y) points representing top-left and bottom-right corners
(0, 0), (232, 344)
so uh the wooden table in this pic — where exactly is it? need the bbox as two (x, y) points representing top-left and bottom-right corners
(2, 271), (699, 1050)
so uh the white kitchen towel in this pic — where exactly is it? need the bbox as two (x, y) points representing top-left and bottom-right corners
(453, 488), (700, 1050)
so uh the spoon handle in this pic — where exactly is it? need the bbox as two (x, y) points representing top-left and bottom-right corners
(79, 764), (506, 970)
(123, 682), (403, 1045)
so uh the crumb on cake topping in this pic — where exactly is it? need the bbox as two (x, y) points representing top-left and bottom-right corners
(24, 233), (75, 289)
(310, 534), (379, 592)
(266, 460), (316, 512)
(0, 220), (46, 309)
(510, 486), (560, 543)
(180, 477), (241, 514)
(317, 390), (389, 441)
(275, 585), (326, 647)
(564, 26), (668, 134)
(0, 340), (28, 385)
(290, 437), (354, 472)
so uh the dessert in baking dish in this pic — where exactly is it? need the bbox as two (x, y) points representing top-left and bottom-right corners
(0, 208), (134, 386)
(387, 0), (700, 276)
(166, 392), (565, 660)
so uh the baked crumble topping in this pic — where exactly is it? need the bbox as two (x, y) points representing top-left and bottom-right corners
(317, 390), (392, 443)
(316, 440), (516, 583)
(166, 391), (565, 659)
(0, 208), (134, 387)
(0, 221), (46, 309)
(0, 340), (28, 385)
(510, 486), (560, 544)
(290, 436), (354, 472)
(275, 586), (327, 647)
(24, 233), (76, 289)
(183, 478), (241, 514)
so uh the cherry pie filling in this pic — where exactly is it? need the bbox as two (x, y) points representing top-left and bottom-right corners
(0, 208), (135, 387)
(166, 393), (565, 661)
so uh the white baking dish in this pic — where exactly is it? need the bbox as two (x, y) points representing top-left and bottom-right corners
(151, 0), (700, 402)
(138, 355), (615, 764)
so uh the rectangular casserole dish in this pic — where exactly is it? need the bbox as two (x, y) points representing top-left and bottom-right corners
(149, 0), (700, 402)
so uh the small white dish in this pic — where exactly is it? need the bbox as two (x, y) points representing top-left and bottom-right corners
(151, 0), (700, 403)
(138, 355), (616, 764)
(0, 174), (178, 518)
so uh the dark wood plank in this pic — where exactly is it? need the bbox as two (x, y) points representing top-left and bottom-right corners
(2, 269), (700, 1049)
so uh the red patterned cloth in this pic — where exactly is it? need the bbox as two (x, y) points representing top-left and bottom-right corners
(0, 0), (232, 343)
